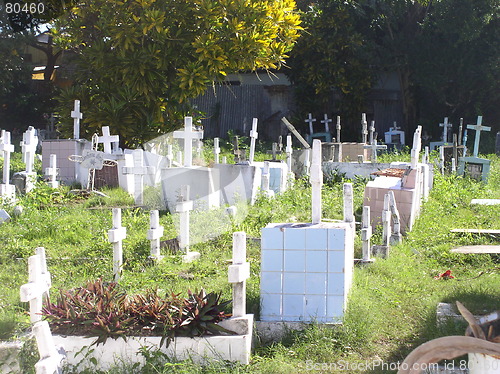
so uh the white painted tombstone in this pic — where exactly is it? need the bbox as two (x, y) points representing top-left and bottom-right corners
(228, 232), (250, 318)
(305, 113), (316, 135)
(122, 149), (155, 205)
(439, 117), (452, 143)
(20, 254), (50, 323)
(361, 113), (368, 143)
(311, 139), (322, 224)
(467, 116), (491, 158)
(213, 138), (221, 164)
(336, 116), (341, 143)
(260, 161), (275, 198)
(98, 126), (120, 154)
(249, 118), (258, 164)
(45, 154), (59, 188)
(343, 183), (355, 235)
(361, 206), (372, 262)
(384, 123), (405, 146)
(321, 114), (332, 133)
(388, 191), (402, 244)
(71, 100), (82, 140)
(108, 208), (126, 282)
(173, 117), (203, 168)
(33, 321), (64, 374)
(175, 185), (200, 262)
(147, 210), (164, 261)
(20, 126), (38, 174)
(363, 140), (387, 162)
(0, 131), (15, 199)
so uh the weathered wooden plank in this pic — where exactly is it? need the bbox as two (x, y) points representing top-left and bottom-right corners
(451, 245), (500, 254)
(470, 199), (500, 205)
(450, 229), (500, 234)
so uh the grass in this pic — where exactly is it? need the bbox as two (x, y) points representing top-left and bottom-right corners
(0, 150), (499, 373)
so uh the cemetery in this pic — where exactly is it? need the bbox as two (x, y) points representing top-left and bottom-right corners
(1, 0), (499, 372)
(0, 112), (498, 373)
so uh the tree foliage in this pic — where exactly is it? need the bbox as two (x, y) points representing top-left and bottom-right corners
(53, 0), (302, 147)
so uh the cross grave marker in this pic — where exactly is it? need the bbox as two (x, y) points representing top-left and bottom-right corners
(336, 116), (341, 143)
(369, 121), (376, 144)
(361, 113), (368, 143)
(20, 254), (50, 323)
(248, 118), (258, 164)
(228, 232), (250, 318)
(122, 149), (155, 205)
(0, 131), (15, 199)
(173, 117), (203, 168)
(305, 113), (316, 135)
(439, 117), (452, 143)
(45, 154), (59, 188)
(213, 137), (221, 164)
(71, 100), (83, 139)
(320, 114), (332, 132)
(175, 185), (200, 262)
(33, 321), (64, 374)
(147, 210), (164, 261)
(364, 140), (387, 162)
(467, 116), (491, 157)
(108, 208), (126, 281)
(97, 126), (120, 154)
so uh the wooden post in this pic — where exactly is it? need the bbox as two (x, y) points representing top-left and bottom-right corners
(311, 139), (322, 224)
(336, 116), (341, 143)
(361, 206), (372, 262)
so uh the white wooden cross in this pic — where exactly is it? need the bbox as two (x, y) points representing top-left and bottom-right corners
(336, 116), (341, 143)
(411, 125), (422, 169)
(361, 206), (372, 262)
(122, 149), (155, 205)
(35, 247), (51, 294)
(311, 139), (323, 224)
(249, 118), (258, 164)
(20, 254), (50, 323)
(467, 116), (491, 157)
(439, 117), (452, 143)
(173, 117), (203, 167)
(390, 122), (401, 131)
(361, 113), (368, 143)
(213, 137), (221, 164)
(71, 100), (83, 139)
(21, 126), (38, 173)
(45, 154), (59, 188)
(458, 118), (464, 146)
(228, 231), (250, 318)
(320, 114), (332, 132)
(33, 321), (65, 374)
(305, 113), (316, 134)
(0, 131), (15, 198)
(363, 140), (387, 162)
(175, 185), (200, 262)
(147, 210), (164, 261)
(108, 208), (126, 282)
(369, 120), (376, 145)
(343, 183), (355, 235)
(98, 126), (120, 154)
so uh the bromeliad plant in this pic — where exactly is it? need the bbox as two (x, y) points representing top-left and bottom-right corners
(41, 279), (234, 346)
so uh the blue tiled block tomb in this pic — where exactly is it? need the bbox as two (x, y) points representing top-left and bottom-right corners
(260, 222), (354, 323)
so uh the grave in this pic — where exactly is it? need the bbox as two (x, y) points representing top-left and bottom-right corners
(260, 140), (355, 323)
(122, 149), (156, 205)
(384, 123), (405, 150)
(108, 208), (126, 282)
(20, 126), (39, 193)
(364, 126), (429, 232)
(45, 154), (59, 188)
(457, 116), (491, 182)
(71, 100), (82, 139)
(0, 131), (16, 200)
(215, 163), (261, 206)
(429, 117), (452, 150)
(305, 113), (332, 143)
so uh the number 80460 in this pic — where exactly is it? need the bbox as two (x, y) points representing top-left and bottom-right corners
(5, 2), (45, 14)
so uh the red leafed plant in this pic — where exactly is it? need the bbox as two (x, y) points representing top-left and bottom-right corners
(41, 278), (234, 346)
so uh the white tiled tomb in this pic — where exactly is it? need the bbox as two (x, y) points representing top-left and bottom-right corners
(260, 222), (354, 323)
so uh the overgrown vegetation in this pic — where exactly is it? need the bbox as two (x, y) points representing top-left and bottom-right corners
(0, 150), (498, 373)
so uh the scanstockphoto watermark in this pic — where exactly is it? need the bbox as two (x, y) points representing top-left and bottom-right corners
(305, 359), (440, 372)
